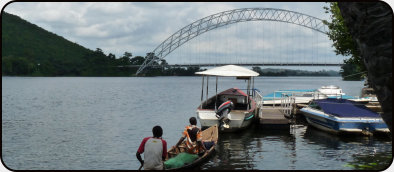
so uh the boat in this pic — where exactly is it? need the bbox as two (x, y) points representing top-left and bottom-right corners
(262, 89), (317, 105)
(165, 125), (218, 170)
(357, 87), (382, 113)
(197, 87), (257, 132)
(300, 98), (389, 135)
(195, 65), (260, 132)
(359, 78), (379, 102)
(262, 85), (356, 106)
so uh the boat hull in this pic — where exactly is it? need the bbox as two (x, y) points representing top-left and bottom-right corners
(300, 107), (389, 135)
(197, 87), (257, 132)
(197, 110), (254, 132)
(165, 125), (218, 170)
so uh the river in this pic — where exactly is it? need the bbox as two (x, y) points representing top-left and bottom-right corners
(2, 76), (392, 170)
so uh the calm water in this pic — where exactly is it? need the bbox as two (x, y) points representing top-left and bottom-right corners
(2, 76), (392, 170)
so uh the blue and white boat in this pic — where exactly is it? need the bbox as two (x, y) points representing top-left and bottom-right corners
(300, 98), (389, 135)
(262, 85), (357, 106)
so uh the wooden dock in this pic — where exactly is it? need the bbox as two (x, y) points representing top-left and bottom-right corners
(259, 106), (290, 128)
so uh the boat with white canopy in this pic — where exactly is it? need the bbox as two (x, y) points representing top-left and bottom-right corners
(195, 65), (262, 132)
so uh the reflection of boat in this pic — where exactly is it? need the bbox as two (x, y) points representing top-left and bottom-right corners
(302, 125), (375, 149)
(300, 98), (389, 135)
(263, 85), (356, 106)
(165, 125), (218, 170)
(195, 65), (260, 132)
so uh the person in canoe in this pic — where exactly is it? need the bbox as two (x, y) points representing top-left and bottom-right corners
(136, 125), (167, 170)
(173, 117), (207, 156)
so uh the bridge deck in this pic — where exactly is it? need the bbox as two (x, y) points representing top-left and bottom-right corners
(122, 63), (343, 68)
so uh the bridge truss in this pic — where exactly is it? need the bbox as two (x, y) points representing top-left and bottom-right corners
(136, 8), (329, 75)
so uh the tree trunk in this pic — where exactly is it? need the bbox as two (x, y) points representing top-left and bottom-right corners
(337, 2), (392, 133)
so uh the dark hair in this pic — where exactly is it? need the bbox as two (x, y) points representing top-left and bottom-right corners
(152, 125), (163, 138)
(189, 117), (197, 125)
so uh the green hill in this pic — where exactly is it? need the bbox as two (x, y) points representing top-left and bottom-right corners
(1, 12), (96, 75)
(1, 12), (140, 76)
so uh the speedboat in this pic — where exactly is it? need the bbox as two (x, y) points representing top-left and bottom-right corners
(195, 65), (260, 132)
(300, 98), (389, 135)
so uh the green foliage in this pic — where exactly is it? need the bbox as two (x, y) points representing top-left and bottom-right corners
(2, 56), (35, 75)
(161, 66), (202, 76)
(2, 12), (92, 73)
(323, 2), (365, 80)
(339, 60), (365, 80)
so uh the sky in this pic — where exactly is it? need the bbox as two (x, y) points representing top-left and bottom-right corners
(1, 1), (393, 71)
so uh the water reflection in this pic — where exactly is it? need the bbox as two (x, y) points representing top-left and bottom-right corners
(201, 125), (296, 170)
(203, 129), (258, 170)
(345, 151), (392, 170)
(200, 122), (391, 170)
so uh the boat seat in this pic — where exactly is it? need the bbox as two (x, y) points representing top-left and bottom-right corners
(234, 103), (248, 110)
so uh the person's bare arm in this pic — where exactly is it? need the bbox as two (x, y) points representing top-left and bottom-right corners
(136, 152), (144, 166)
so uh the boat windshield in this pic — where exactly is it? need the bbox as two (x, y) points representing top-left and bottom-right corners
(309, 101), (322, 110)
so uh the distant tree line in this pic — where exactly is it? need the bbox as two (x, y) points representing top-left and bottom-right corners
(252, 67), (340, 76)
(2, 48), (135, 76)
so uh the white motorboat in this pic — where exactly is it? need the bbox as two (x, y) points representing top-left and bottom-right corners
(262, 85), (356, 106)
(195, 65), (260, 132)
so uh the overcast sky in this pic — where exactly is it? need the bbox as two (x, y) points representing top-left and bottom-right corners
(2, 2), (392, 70)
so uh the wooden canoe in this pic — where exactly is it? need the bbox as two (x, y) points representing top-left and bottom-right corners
(165, 125), (218, 170)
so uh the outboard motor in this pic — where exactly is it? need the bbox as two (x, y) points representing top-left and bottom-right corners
(216, 100), (234, 130)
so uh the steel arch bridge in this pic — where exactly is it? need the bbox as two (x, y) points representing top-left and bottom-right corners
(136, 8), (330, 75)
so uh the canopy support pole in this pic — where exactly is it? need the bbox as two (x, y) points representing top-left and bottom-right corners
(247, 78), (250, 111)
(252, 77), (255, 97)
(200, 76), (204, 109)
(215, 76), (218, 111)
(205, 76), (209, 107)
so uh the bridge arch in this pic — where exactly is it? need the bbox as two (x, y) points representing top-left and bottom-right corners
(137, 8), (328, 75)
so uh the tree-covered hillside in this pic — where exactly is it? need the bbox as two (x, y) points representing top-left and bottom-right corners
(2, 12), (93, 75)
(1, 12), (140, 76)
